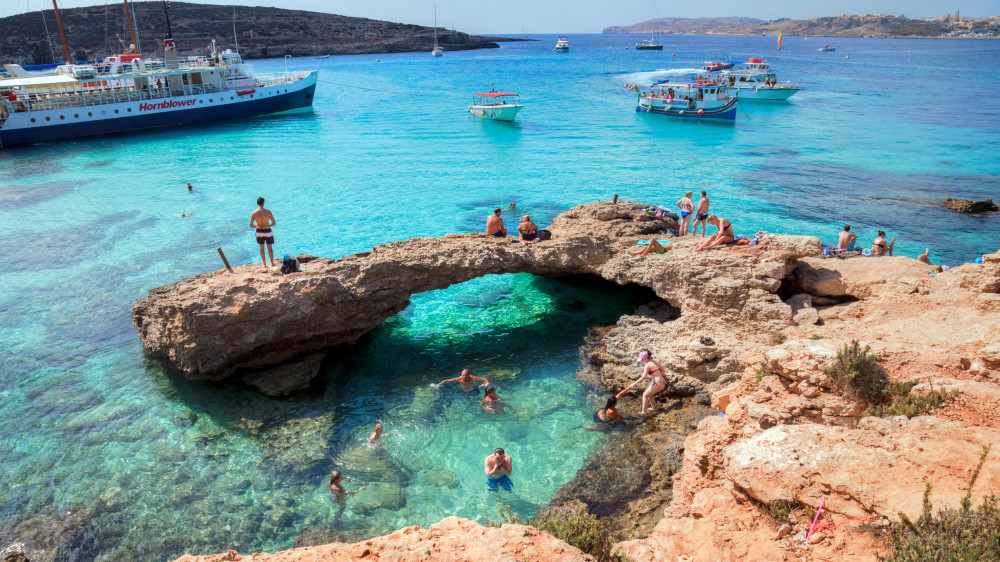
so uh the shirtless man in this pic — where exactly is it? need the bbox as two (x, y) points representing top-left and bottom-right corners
(838, 225), (858, 250)
(484, 447), (513, 492)
(676, 191), (695, 236)
(691, 191), (710, 236)
(486, 203), (515, 238)
(250, 197), (277, 269)
(433, 369), (489, 392)
(517, 215), (539, 244)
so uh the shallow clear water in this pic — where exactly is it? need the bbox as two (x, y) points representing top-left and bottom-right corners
(1, 33), (999, 560)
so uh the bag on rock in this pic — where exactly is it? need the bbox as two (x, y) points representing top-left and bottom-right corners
(537, 229), (552, 241)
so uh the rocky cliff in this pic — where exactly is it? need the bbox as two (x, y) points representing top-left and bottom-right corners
(126, 201), (1000, 561)
(0, 2), (510, 65)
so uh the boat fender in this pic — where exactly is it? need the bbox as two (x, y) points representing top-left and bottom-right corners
(697, 109), (704, 115)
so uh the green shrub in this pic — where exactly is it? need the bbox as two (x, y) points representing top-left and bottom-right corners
(825, 341), (888, 405)
(755, 367), (772, 383)
(762, 500), (791, 522)
(773, 333), (787, 345)
(863, 380), (959, 418)
(809, 334), (825, 340)
(487, 504), (627, 561)
(887, 446), (998, 561)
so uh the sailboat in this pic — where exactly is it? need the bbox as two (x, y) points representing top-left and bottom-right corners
(431, 5), (443, 57)
(777, 32), (783, 50)
(635, 0), (664, 50)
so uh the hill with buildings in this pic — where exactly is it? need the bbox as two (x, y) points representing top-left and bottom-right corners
(605, 11), (999, 38)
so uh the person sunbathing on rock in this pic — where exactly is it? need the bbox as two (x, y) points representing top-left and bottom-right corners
(433, 369), (489, 393)
(872, 230), (895, 256)
(694, 215), (735, 251)
(486, 203), (516, 238)
(517, 215), (540, 244)
(628, 239), (674, 258)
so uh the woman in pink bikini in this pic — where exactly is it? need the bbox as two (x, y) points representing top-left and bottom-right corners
(624, 349), (667, 415)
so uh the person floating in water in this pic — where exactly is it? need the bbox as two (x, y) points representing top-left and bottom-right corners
(583, 389), (631, 431)
(250, 196), (277, 270)
(433, 369), (489, 392)
(186, 182), (193, 191)
(368, 423), (383, 446)
(624, 349), (668, 415)
(484, 447), (513, 492)
(485, 203), (516, 238)
(481, 385), (506, 413)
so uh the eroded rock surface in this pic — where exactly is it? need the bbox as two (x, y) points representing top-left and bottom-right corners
(133, 201), (820, 380)
(942, 198), (999, 213)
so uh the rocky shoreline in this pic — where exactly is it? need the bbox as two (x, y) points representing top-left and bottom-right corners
(125, 201), (1000, 560)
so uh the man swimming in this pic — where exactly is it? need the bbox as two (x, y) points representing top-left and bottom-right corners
(484, 447), (513, 492)
(433, 369), (489, 392)
(676, 191), (695, 236)
(250, 196), (277, 269)
(692, 191), (710, 236)
(838, 225), (858, 250)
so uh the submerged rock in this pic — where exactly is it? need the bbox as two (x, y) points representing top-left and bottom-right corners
(942, 198), (999, 213)
(3, 504), (100, 562)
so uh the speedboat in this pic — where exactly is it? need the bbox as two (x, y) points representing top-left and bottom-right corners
(703, 61), (734, 71)
(719, 57), (800, 101)
(630, 80), (737, 121)
(468, 90), (523, 121)
(554, 37), (569, 52)
(818, 44), (836, 51)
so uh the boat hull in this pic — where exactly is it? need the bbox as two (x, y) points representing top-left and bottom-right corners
(732, 86), (799, 101)
(635, 44), (663, 50)
(0, 71), (318, 146)
(468, 104), (522, 121)
(553, 47), (569, 52)
(636, 97), (737, 120)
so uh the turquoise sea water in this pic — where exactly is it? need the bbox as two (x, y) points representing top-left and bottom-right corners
(1, 34), (999, 560)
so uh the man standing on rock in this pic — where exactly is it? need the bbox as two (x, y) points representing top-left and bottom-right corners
(486, 203), (515, 238)
(691, 190), (710, 237)
(485, 447), (513, 492)
(250, 197), (277, 270)
(838, 225), (858, 250)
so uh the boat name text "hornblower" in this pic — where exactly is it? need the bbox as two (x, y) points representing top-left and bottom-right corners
(139, 99), (198, 111)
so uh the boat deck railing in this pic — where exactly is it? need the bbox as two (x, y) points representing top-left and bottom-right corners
(11, 83), (228, 113)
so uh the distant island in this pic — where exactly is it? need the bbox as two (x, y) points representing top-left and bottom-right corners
(0, 1), (517, 65)
(604, 12), (1000, 38)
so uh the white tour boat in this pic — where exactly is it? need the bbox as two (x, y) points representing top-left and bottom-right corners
(0, 2), (317, 147)
(468, 90), (523, 121)
(719, 57), (800, 101)
(632, 80), (737, 121)
(554, 37), (570, 52)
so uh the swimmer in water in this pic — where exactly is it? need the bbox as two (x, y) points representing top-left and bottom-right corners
(368, 423), (383, 446)
(583, 388), (631, 431)
(328, 470), (364, 497)
(481, 385), (506, 413)
(433, 369), (489, 392)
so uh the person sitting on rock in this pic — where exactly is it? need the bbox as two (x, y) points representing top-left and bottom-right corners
(433, 368), (489, 392)
(517, 215), (539, 244)
(694, 215), (735, 252)
(628, 239), (674, 258)
(872, 230), (895, 257)
(486, 203), (515, 238)
(838, 224), (858, 251)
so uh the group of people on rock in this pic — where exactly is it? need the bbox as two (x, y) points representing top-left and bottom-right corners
(486, 203), (541, 245)
(837, 224), (940, 267)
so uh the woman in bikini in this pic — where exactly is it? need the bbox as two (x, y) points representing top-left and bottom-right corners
(627, 239), (674, 258)
(871, 230), (895, 257)
(624, 350), (667, 415)
(694, 214), (734, 251)
(583, 388), (632, 430)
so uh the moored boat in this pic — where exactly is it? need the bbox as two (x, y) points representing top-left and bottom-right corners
(431, 5), (444, 57)
(630, 80), (737, 121)
(719, 57), (800, 101)
(818, 44), (836, 51)
(703, 61), (734, 71)
(635, 0), (663, 50)
(468, 90), (522, 121)
(554, 37), (570, 52)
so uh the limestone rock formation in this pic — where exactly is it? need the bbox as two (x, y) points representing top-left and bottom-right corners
(171, 517), (594, 561)
(132, 201), (820, 380)
(942, 198), (999, 213)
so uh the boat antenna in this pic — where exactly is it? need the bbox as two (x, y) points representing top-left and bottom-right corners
(161, 0), (175, 52)
(50, 0), (72, 63)
(38, 5), (58, 64)
(232, 7), (239, 53)
(122, 0), (139, 53)
(130, 0), (143, 55)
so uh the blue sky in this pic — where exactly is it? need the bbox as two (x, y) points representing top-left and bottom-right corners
(3, 1), (997, 34)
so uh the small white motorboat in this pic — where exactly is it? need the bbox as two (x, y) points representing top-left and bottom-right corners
(818, 44), (837, 52)
(468, 90), (523, 121)
(554, 37), (569, 52)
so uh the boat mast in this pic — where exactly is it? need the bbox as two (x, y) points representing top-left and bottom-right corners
(161, 0), (175, 51)
(433, 5), (438, 49)
(50, 0), (72, 63)
(122, 0), (139, 52)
